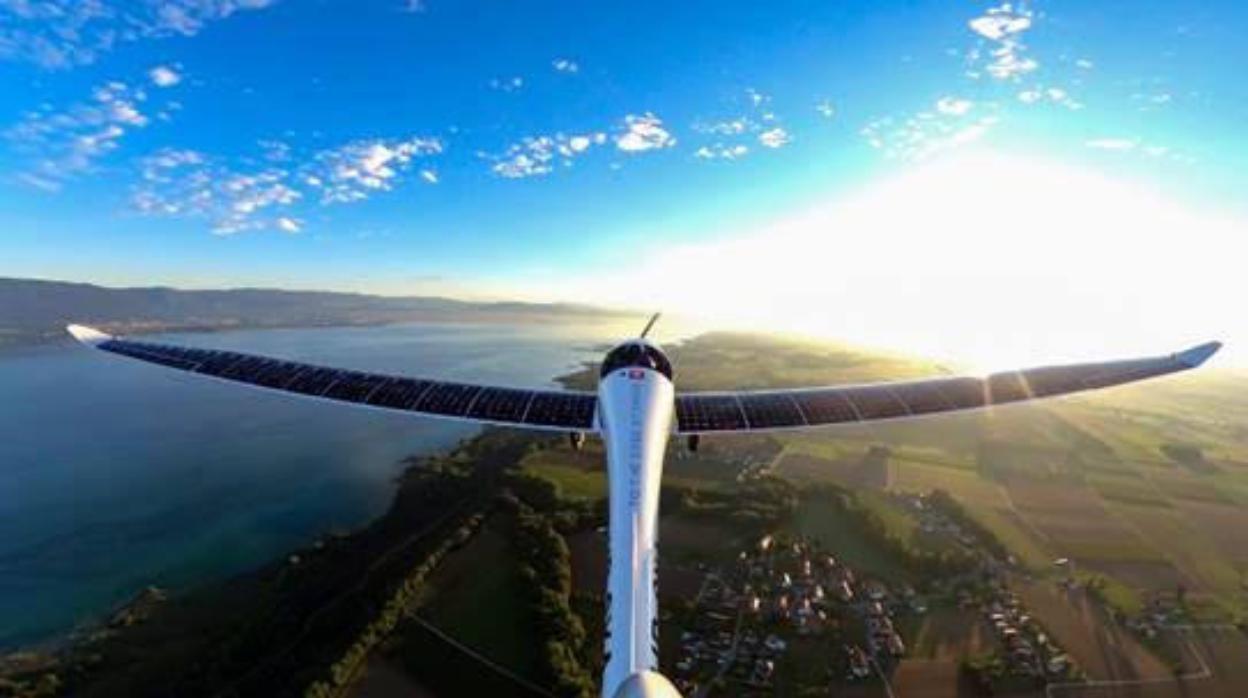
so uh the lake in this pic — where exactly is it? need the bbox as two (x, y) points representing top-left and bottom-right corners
(0, 321), (624, 649)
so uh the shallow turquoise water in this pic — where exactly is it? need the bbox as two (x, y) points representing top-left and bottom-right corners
(0, 321), (615, 648)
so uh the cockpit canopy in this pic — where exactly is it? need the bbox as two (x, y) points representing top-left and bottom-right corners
(600, 341), (674, 381)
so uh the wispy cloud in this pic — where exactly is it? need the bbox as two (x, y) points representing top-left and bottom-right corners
(552, 58), (579, 74)
(861, 111), (999, 162)
(966, 3), (1037, 81)
(489, 76), (524, 92)
(148, 65), (183, 88)
(615, 113), (676, 153)
(935, 96), (973, 116)
(305, 137), (443, 203)
(132, 134), (443, 233)
(859, 3), (1082, 163)
(5, 77), (180, 188)
(694, 143), (749, 160)
(487, 131), (607, 178)
(133, 148), (300, 235)
(694, 118), (753, 136)
(1083, 137), (1190, 162)
(0, 0), (278, 69)
(1017, 86), (1082, 109)
(691, 90), (791, 161)
(815, 100), (836, 119)
(758, 127), (791, 149)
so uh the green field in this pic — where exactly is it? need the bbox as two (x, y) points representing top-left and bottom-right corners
(791, 495), (909, 582)
(419, 517), (542, 681)
(662, 333), (1248, 620)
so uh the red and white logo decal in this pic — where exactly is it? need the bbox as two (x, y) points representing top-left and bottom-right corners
(627, 368), (645, 380)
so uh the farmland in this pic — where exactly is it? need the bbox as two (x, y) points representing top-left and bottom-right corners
(556, 332), (1248, 621)
(655, 333), (1248, 622)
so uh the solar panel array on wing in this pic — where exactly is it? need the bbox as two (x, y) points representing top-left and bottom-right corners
(284, 366), (340, 396)
(986, 372), (1032, 404)
(324, 371), (388, 402)
(415, 383), (482, 416)
(192, 350), (249, 377)
(1073, 358), (1170, 390)
(674, 395), (747, 432)
(841, 386), (910, 420)
(467, 387), (533, 421)
(738, 392), (805, 428)
(523, 392), (597, 429)
(366, 378), (433, 410)
(889, 380), (955, 415)
(91, 336), (599, 430)
(792, 390), (860, 425)
(99, 340), (199, 371)
(927, 377), (986, 409)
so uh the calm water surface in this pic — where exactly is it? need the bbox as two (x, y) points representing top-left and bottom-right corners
(0, 321), (620, 648)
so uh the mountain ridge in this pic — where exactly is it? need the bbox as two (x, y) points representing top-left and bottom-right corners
(0, 277), (632, 345)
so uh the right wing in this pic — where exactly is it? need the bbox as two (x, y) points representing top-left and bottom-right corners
(674, 341), (1221, 434)
(67, 325), (597, 432)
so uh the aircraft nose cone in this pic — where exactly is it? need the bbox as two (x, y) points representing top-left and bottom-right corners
(611, 671), (683, 698)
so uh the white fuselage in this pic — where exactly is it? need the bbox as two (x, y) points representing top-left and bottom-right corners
(596, 363), (675, 698)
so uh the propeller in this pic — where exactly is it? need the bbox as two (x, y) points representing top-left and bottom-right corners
(640, 312), (661, 339)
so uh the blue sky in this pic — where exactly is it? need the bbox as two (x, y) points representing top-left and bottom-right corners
(2, 0), (1246, 363)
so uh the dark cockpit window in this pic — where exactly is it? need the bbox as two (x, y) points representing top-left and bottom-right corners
(600, 343), (674, 380)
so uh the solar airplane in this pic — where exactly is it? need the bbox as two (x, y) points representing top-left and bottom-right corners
(67, 319), (1221, 698)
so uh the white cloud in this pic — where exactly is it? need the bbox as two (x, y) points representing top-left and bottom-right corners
(966, 3), (1037, 81)
(815, 100), (836, 119)
(552, 58), (579, 73)
(132, 133), (443, 233)
(615, 113), (676, 152)
(745, 87), (769, 107)
(935, 97), (973, 116)
(1016, 86), (1082, 109)
(1075, 58), (1094, 69)
(489, 76), (524, 92)
(148, 65), (182, 87)
(758, 127), (791, 149)
(488, 131), (606, 178)
(968, 7), (1031, 41)
(307, 137), (443, 203)
(694, 118), (752, 136)
(1085, 138), (1138, 151)
(5, 78), (177, 187)
(133, 148), (301, 234)
(0, 1), (277, 69)
(403, 0), (426, 13)
(694, 143), (749, 160)
(861, 111), (998, 162)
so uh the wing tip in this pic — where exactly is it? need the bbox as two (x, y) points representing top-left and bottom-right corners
(66, 324), (112, 346)
(1175, 341), (1222, 368)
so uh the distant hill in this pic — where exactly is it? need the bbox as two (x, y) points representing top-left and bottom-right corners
(0, 277), (633, 346)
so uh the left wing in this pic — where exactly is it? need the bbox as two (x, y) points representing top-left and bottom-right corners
(674, 341), (1221, 434)
(67, 325), (597, 432)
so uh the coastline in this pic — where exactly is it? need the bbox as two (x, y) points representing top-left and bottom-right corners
(0, 426), (551, 697)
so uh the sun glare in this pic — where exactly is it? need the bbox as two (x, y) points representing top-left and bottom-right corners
(541, 150), (1242, 371)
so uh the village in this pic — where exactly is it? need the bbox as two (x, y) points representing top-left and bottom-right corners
(665, 489), (1084, 696)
